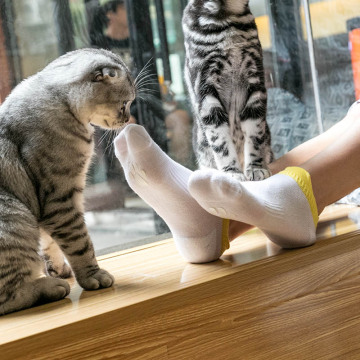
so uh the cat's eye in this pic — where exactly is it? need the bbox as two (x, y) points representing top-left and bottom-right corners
(93, 68), (117, 82)
(94, 72), (103, 82)
(107, 69), (116, 77)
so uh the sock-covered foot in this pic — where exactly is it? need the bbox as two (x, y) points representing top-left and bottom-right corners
(189, 167), (319, 248)
(114, 124), (229, 263)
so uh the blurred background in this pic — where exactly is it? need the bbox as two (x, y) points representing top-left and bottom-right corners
(0, 0), (359, 254)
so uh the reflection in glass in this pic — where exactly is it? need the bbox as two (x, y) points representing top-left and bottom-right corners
(0, 0), (360, 253)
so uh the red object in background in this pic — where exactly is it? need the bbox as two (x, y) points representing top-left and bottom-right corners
(0, 16), (13, 104)
(350, 28), (360, 100)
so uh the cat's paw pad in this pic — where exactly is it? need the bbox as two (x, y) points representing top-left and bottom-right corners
(245, 167), (271, 181)
(78, 269), (114, 290)
(46, 261), (73, 279)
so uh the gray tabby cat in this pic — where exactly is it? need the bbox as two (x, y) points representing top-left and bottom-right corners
(0, 48), (135, 315)
(182, 0), (273, 180)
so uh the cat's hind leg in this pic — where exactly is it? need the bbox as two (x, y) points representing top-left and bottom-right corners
(1, 276), (71, 315)
(0, 193), (70, 315)
(40, 229), (72, 279)
(42, 200), (114, 290)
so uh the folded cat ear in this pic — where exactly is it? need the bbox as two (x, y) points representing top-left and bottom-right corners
(93, 67), (118, 82)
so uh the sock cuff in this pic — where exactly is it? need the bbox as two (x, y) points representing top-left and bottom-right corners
(221, 219), (230, 254)
(279, 167), (319, 226)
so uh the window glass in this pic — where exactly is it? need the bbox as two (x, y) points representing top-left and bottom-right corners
(0, 0), (359, 254)
(304, 0), (360, 130)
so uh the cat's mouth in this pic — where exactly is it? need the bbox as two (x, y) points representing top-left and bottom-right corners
(117, 112), (130, 123)
(113, 101), (133, 126)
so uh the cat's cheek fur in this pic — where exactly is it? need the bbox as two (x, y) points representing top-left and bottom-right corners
(88, 106), (120, 129)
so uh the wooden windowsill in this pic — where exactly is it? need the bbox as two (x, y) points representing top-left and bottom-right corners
(1, 204), (360, 359)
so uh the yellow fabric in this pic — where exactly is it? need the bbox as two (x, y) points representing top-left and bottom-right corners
(279, 167), (319, 226)
(221, 219), (230, 254)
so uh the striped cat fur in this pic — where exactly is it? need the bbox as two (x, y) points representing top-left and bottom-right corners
(182, 0), (273, 180)
(0, 48), (135, 314)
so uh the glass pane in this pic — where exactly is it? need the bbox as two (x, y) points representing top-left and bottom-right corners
(1, 0), (357, 255)
(304, 0), (360, 130)
(254, 0), (321, 159)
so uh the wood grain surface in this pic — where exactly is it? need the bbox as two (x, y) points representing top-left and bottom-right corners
(1, 205), (360, 360)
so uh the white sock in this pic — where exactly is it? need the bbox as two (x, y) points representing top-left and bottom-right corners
(114, 124), (229, 263)
(188, 167), (319, 248)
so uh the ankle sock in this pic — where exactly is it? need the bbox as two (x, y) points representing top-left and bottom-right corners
(114, 124), (229, 263)
(189, 167), (318, 248)
(279, 167), (318, 227)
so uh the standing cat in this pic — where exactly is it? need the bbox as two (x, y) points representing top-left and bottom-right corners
(0, 48), (135, 315)
(182, 0), (273, 180)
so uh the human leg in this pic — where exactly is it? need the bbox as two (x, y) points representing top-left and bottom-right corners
(189, 167), (318, 248)
(228, 102), (360, 240)
(114, 103), (359, 259)
(269, 102), (358, 173)
(189, 102), (360, 248)
(301, 101), (360, 213)
(114, 124), (229, 263)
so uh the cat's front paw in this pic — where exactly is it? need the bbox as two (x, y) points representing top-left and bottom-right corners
(225, 171), (247, 182)
(77, 268), (114, 290)
(245, 167), (272, 181)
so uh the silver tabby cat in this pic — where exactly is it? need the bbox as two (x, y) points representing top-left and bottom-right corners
(183, 0), (273, 180)
(0, 48), (135, 315)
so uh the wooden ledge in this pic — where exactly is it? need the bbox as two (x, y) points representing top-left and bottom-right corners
(1, 205), (360, 359)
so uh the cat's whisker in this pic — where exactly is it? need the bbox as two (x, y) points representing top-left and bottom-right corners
(136, 86), (160, 94)
(134, 69), (153, 83)
(137, 86), (159, 92)
(135, 58), (154, 85)
(135, 73), (155, 89)
(136, 82), (160, 90)
(98, 129), (111, 148)
(108, 130), (120, 169)
(98, 128), (109, 141)
(136, 96), (156, 103)
(135, 78), (159, 91)
(136, 90), (159, 97)
(135, 72), (158, 85)
(135, 75), (154, 90)
(136, 92), (160, 100)
(136, 94), (158, 103)
(135, 64), (153, 84)
(104, 127), (117, 154)
(136, 97), (150, 105)
(136, 72), (157, 82)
